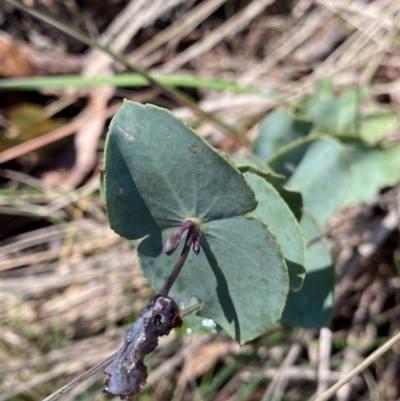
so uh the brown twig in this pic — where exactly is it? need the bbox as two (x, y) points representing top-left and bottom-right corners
(40, 302), (203, 401)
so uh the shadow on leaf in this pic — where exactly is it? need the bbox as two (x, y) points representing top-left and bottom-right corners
(105, 135), (162, 243)
(201, 236), (241, 343)
(285, 259), (306, 292)
(281, 263), (334, 327)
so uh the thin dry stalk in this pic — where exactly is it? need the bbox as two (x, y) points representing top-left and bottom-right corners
(0, 361), (90, 401)
(128, 0), (228, 65)
(38, 304), (203, 401)
(314, 331), (400, 401)
(239, 6), (332, 85)
(84, 0), (186, 76)
(162, 0), (277, 72)
(260, 330), (310, 401)
(337, 206), (400, 301)
(240, 367), (362, 384)
(311, 0), (400, 85)
(316, 328), (333, 397)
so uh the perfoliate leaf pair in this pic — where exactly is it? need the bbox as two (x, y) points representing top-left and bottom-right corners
(104, 100), (301, 344)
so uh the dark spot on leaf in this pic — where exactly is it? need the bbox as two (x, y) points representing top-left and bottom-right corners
(189, 144), (199, 154)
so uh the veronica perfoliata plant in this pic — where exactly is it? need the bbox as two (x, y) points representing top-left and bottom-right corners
(103, 100), (307, 345)
(100, 80), (400, 399)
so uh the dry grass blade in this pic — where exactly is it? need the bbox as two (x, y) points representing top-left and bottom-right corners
(239, 6), (332, 85)
(172, 340), (241, 401)
(128, 0), (228, 65)
(0, 225), (63, 256)
(38, 0), (181, 122)
(2, 1), (400, 401)
(316, 328), (333, 397)
(42, 87), (114, 189)
(0, 362), (94, 401)
(84, 0), (186, 76)
(337, 206), (400, 301)
(162, 0), (277, 72)
(0, 103), (121, 164)
(291, 0), (400, 94)
(314, 331), (400, 401)
(0, 169), (44, 188)
(38, 304), (202, 401)
(260, 330), (311, 401)
(40, 354), (116, 401)
(0, 117), (82, 164)
(147, 333), (211, 388)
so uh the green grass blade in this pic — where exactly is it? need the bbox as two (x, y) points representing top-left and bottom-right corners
(0, 73), (260, 94)
(4, 0), (248, 142)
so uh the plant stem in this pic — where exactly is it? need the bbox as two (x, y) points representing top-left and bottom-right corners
(180, 302), (203, 317)
(158, 227), (196, 296)
(41, 303), (203, 401)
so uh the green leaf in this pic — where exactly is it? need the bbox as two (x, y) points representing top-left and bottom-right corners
(104, 100), (289, 344)
(282, 211), (334, 327)
(359, 108), (399, 145)
(302, 78), (335, 129)
(103, 125), (161, 240)
(237, 164), (303, 221)
(339, 140), (400, 209)
(139, 216), (288, 345)
(104, 100), (257, 235)
(287, 137), (351, 226)
(269, 137), (351, 227)
(235, 155), (274, 173)
(303, 78), (364, 135)
(243, 172), (306, 291)
(268, 135), (314, 178)
(253, 108), (312, 161)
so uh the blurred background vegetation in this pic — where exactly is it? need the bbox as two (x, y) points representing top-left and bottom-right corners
(1, 0), (400, 400)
